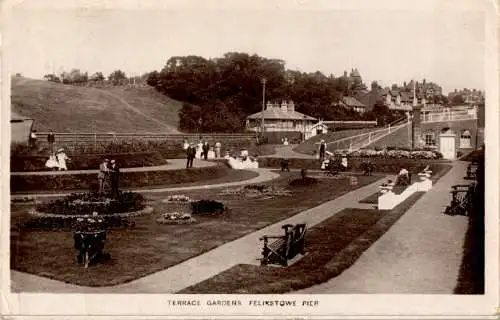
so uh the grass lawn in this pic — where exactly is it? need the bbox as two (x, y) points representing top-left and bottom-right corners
(10, 173), (381, 286)
(179, 164), (453, 294)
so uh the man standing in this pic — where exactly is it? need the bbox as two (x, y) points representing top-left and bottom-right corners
(29, 130), (37, 148)
(109, 159), (120, 199)
(98, 159), (109, 196)
(319, 139), (326, 160)
(186, 144), (196, 168)
(202, 141), (210, 160)
(47, 129), (55, 154)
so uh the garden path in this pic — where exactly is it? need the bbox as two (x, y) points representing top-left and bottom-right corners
(294, 161), (470, 294)
(262, 144), (316, 159)
(10, 167), (280, 199)
(11, 174), (387, 293)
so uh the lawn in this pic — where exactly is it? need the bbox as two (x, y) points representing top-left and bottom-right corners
(179, 164), (452, 294)
(10, 173), (381, 286)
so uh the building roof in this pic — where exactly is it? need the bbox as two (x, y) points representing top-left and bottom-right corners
(247, 108), (317, 121)
(341, 96), (366, 108)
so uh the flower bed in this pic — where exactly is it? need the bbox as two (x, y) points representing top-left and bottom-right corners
(259, 156), (446, 174)
(22, 214), (136, 231)
(11, 151), (166, 172)
(333, 148), (443, 160)
(219, 184), (291, 199)
(156, 212), (196, 225)
(34, 191), (145, 216)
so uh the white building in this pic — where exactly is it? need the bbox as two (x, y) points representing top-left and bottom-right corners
(246, 100), (318, 140)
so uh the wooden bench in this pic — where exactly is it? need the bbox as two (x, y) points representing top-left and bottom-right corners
(74, 230), (107, 268)
(444, 184), (475, 216)
(259, 223), (307, 266)
(466, 162), (479, 180)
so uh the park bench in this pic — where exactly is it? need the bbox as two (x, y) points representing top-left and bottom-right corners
(280, 158), (290, 172)
(259, 223), (307, 266)
(466, 162), (479, 180)
(444, 184), (475, 216)
(74, 230), (107, 268)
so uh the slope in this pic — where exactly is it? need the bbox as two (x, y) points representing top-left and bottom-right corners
(11, 77), (181, 133)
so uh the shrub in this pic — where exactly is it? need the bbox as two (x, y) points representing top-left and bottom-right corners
(289, 177), (317, 186)
(191, 200), (225, 215)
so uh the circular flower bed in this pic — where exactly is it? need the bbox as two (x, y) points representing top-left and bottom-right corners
(162, 194), (193, 203)
(34, 191), (146, 217)
(156, 212), (196, 225)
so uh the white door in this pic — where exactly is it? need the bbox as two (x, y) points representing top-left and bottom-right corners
(440, 135), (456, 159)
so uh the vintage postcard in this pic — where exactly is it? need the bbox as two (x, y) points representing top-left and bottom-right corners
(1, 0), (498, 318)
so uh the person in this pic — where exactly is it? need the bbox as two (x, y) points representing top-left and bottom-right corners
(55, 148), (70, 171)
(283, 137), (289, 146)
(196, 140), (203, 159)
(202, 141), (210, 160)
(109, 160), (120, 199)
(183, 139), (189, 150)
(47, 129), (55, 154)
(280, 158), (290, 172)
(45, 153), (59, 170)
(29, 130), (37, 148)
(98, 159), (109, 195)
(186, 143), (196, 168)
(215, 141), (222, 158)
(319, 140), (326, 160)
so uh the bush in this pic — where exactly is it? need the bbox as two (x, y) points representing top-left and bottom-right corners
(23, 215), (135, 231)
(289, 177), (317, 186)
(191, 200), (225, 215)
(11, 151), (166, 172)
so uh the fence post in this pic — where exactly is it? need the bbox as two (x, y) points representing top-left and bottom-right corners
(94, 133), (97, 151)
(369, 132), (372, 143)
(388, 124), (391, 133)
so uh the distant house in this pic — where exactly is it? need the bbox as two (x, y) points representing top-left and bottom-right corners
(335, 96), (366, 113)
(11, 111), (34, 144)
(246, 100), (317, 141)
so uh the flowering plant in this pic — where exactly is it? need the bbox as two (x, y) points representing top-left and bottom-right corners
(163, 195), (193, 203)
(73, 212), (105, 232)
(156, 212), (196, 224)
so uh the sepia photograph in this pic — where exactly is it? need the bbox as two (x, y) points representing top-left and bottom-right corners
(1, 0), (498, 318)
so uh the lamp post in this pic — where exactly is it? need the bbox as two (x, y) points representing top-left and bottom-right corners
(303, 115), (307, 142)
(261, 78), (267, 140)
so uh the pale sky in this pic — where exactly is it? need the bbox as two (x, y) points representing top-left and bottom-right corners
(4, 0), (489, 94)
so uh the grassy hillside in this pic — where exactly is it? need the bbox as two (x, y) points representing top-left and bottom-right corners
(11, 77), (181, 133)
(363, 123), (412, 149)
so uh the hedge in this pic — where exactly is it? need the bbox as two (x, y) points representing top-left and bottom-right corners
(11, 152), (166, 172)
(11, 163), (229, 192)
(258, 157), (450, 174)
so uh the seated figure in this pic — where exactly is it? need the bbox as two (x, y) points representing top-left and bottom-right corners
(396, 168), (411, 186)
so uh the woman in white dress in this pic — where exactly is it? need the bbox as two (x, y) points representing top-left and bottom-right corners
(45, 153), (59, 170)
(55, 148), (70, 171)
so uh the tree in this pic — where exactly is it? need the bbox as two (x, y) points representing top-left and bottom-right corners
(108, 70), (127, 85)
(44, 74), (61, 83)
(451, 94), (466, 106)
(90, 72), (105, 82)
(372, 100), (394, 126)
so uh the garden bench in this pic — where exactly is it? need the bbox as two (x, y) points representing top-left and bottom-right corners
(259, 223), (307, 266)
(466, 162), (479, 179)
(444, 184), (475, 216)
(74, 230), (107, 268)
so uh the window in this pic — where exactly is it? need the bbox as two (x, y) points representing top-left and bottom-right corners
(424, 132), (436, 146)
(460, 130), (472, 148)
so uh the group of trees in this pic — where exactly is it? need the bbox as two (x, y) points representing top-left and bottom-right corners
(44, 69), (147, 86)
(146, 52), (373, 132)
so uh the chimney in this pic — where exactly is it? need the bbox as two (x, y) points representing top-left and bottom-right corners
(343, 71), (348, 77)
(287, 100), (295, 112)
(281, 100), (288, 112)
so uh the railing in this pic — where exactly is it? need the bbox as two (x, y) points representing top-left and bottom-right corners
(422, 110), (477, 123)
(325, 116), (409, 152)
(33, 132), (257, 153)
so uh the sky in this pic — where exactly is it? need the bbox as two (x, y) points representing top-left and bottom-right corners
(4, 0), (489, 94)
